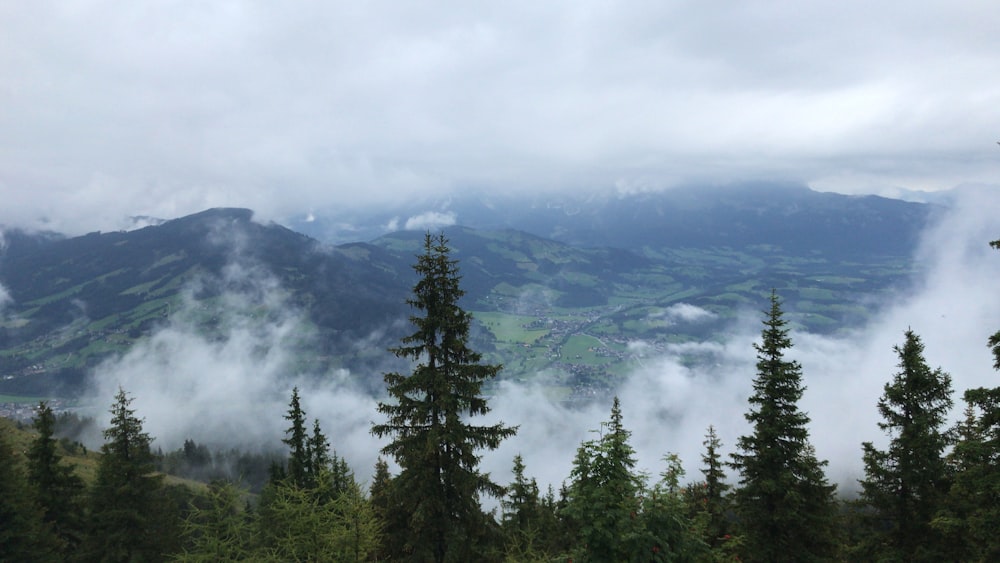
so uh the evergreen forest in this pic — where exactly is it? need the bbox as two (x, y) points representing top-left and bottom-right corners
(3, 234), (1000, 562)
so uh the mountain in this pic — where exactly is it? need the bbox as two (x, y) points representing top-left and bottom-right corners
(0, 209), (413, 394)
(0, 185), (935, 398)
(291, 183), (935, 258)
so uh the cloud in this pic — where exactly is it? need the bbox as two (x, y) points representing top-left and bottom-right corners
(80, 188), (1000, 501)
(0, 283), (11, 310)
(659, 303), (717, 324)
(2, 2), (1000, 233)
(477, 187), (1000, 495)
(404, 211), (457, 231)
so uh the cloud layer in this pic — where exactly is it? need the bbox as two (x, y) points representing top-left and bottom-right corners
(81, 188), (1000, 498)
(3, 2), (1000, 233)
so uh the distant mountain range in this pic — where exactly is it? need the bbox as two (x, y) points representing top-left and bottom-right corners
(0, 185), (937, 397)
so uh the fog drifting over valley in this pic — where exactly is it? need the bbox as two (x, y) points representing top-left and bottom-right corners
(83, 189), (1000, 497)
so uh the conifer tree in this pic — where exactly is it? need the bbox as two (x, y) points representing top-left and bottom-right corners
(692, 425), (731, 549)
(85, 387), (179, 561)
(937, 387), (1000, 561)
(502, 454), (549, 560)
(26, 401), (85, 553)
(369, 457), (408, 561)
(1, 423), (60, 561)
(860, 329), (953, 561)
(281, 386), (311, 489)
(989, 239), (1000, 369)
(372, 233), (516, 562)
(729, 291), (838, 562)
(563, 397), (646, 561)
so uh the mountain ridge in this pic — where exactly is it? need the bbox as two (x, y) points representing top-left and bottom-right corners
(0, 185), (932, 398)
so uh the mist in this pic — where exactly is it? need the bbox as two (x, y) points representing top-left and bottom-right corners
(83, 188), (1000, 497)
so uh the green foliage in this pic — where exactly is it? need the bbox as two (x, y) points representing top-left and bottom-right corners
(561, 400), (710, 561)
(0, 423), (61, 561)
(173, 481), (253, 562)
(254, 475), (380, 562)
(933, 387), (1000, 561)
(730, 291), (839, 562)
(372, 233), (517, 562)
(281, 387), (312, 489)
(26, 401), (86, 554)
(688, 426), (733, 551)
(83, 387), (181, 561)
(501, 454), (560, 561)
(860, 329), (953, 561)
(989, 239), (1000, 370)
(563, 397), (646, 561)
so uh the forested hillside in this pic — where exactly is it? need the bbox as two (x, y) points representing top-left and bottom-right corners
(0, 185), (930, 398)
(3, 234), (999, 561)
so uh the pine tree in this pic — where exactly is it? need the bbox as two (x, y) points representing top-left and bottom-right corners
(729, 291), (838, 562)
(1, 423), (60, 561)
(937, 387), (1000, 561)
(563, 397), (646, 561)
(692, 425), (731, 549)
(372, 233), (517, 562)
(501, 454), (548, 561)
(26, 401), (86, 554)
(860, 329), (953, 561)
(369, 457), (408, 561)
(989, 239), (1000, 370)
(84, 387), (179, 561)
(281, 387), (311, 489)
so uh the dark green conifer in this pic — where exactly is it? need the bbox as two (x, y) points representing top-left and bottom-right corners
(1, 423), (60, 561)
(281, 387), (311, 489)
(563, 397), (645, 561)
(729, 291), (838, 562)
(26, 401), (85, 553)
(372, 233), (516, 562)
(860, 329), (953, 561)
(85, 387), (179, 561)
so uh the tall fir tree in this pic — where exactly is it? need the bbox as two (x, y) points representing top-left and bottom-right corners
(859, 329), (953, 561)
(692, 425), (731, 549)
(1, 423), (60, 562)
(26, 401), (86, 554)
(563, 397), (647, 561)
(501, 454), (549, 561)
(729, 291), (838, 562)
(989, 239), (1000, 369)
(85, 387), (180, 561)
(281, 386), (311, 489)
(372, 233), (516, 562)
(936, 387), (1000, 561)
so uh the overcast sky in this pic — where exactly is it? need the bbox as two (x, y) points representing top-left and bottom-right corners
(3, 1), (1000, 233)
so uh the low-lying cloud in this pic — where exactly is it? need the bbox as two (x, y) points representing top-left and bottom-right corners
(82, 189), (1000, 497)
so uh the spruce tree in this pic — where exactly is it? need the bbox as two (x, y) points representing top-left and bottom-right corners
(729, 291), (838, 562)
(372, 233), (516, 562)
(281, 386), (311, 489)
(938, 387), (1000, 561)
(860, 330), (953, 559)
(501, 454), (548, 560)
(693, 425), (731, 549)
(860, 330), (954, 560)
(26, 401), (85, 553)
(989, 239), (1000, 369)
(563, 397), (646, 561)
(85, 387), (179, 561)
(1, 423), (60, 561)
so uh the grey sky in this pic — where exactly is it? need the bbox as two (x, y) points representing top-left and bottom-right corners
(3, 1), (1000, 233)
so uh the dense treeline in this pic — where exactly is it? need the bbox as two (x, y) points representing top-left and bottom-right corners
(2, 235), (999, 561)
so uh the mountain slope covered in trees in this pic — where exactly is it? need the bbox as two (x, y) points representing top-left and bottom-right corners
(0, 185), (932, 397)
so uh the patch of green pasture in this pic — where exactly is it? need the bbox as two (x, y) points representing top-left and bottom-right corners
(23, 282), (87, 306)
(121, 277), (166, 296)
(0, 394), (47, 404)
(473, 311), (550, 344)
